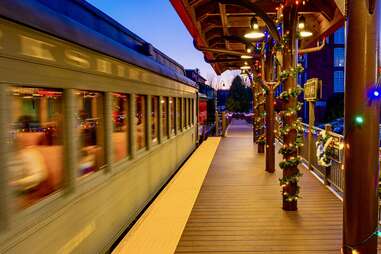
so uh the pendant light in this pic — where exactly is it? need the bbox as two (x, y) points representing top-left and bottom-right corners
(298, 15), (313, 38)
(244, 17), (265, 39)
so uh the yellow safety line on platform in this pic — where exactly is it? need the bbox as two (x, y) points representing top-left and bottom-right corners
(112, 137), (221, 254)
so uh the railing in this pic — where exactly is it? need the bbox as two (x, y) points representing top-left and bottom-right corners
(299, 123), (345, 196)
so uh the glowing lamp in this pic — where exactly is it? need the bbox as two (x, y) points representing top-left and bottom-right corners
(298, 15), (313, 38)
(241, 55), (253, 59)
(244, 17), (265, 39)
(240, 66), (251, 70)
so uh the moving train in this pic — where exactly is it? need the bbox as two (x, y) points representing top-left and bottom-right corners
(0, 0), (211, 253)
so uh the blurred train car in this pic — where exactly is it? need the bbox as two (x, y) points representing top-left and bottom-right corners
(185, 69), (217, 143)
(0, 1), (198, 253)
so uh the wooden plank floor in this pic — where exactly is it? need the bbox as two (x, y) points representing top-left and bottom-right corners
(175, 119), (344, 254)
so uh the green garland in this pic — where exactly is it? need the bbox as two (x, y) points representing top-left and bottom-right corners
(279, 172), (303, 186)
(254, 86), (266, 145)
(277, 60), (305, 203)
(277, 85), (303, 101)
(283, 185), (301, 202)
(279, 156), (301, 169)
(280, 64), (304, 81)
(257, 134), (266, 145)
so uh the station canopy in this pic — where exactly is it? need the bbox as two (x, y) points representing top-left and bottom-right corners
(171, 0), (345, 74)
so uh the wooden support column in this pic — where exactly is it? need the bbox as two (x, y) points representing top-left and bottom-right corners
(264, 42), (276, 173)
(343, 1), (380, 253)
(265, 86), (275, 173)
(252, 81), (257, 143)
(257, 87), (265, 153)
(282, 3), (299, 211)
(257, 62), (265, 154)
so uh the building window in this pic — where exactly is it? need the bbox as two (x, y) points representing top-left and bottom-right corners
(176, 97), (181, 131)
(151, 96), (159, 143)
(334, 27), (345, 44)
(334, 71), (345, 93)
(9, 87), (63, 210)
(334, 48), (345, 67)
(170, 97), (175, 135)
(136, 95), (146, 150)
(112, 93), (129, 162)
(77, 90), (105, 177)
(161, 97), (168, 138)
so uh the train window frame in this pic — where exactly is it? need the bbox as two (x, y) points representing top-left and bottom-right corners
(191, 98), (195, 125)
(176, 97), (182, 133)
(135, 94), (147, 152)
(111, 92), (130, 164)
(7, 85), (67, 212)
(169, 97), (175, 137)
(76, 90), (107, 180)
(161, 96), (169, 140)
(151, 95), (160, 145)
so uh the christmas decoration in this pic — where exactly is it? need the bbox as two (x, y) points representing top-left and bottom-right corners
(316, 130), (334, 167)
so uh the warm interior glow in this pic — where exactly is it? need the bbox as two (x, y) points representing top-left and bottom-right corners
(240, 66), (251, 70)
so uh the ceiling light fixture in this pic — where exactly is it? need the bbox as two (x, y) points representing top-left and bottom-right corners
(244, 17), (265, 39)
(298, 15), (313, 38)
(241, 55), (253, 59)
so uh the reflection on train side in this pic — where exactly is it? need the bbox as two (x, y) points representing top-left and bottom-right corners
(76, 91), (105, 177)
(9, 87), (63, 209)
(8, 86), (195, 210)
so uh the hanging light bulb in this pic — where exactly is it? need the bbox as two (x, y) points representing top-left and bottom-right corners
(244, 17), (265, 39)
(298, 15), (313, 38)
(246, 44), (254, 54)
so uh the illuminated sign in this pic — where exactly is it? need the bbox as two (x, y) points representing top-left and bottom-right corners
(304, 78), (321, 101)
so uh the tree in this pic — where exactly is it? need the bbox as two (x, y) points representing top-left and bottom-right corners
(226, 76), (251, 112)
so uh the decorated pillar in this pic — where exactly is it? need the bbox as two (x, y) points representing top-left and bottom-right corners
(264, 43), (276, 173)
(252, 80), (257, 143)
(279, 3), (301, 211)
(343, 0), (380, 253)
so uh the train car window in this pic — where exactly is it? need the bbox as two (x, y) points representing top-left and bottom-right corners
(112, 93), (129, 162)
(182, 98), (186, 129)
(151, 96), (159, 143)
(76, 90), (105, 177)
(187, 98), (191, 127)
(176, 97), (181, 132)
(161, 97), (168, 138)
(191, 99), (195, 125)
(136, 95), (146, 150)
(170, 98), (175, 135)
(9, 86), (63, 210)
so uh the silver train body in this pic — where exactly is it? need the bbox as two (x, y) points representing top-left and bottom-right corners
(0, 1), (197, 253)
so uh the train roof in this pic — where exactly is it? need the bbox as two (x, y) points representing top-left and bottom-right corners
(0, 0), (196, 87)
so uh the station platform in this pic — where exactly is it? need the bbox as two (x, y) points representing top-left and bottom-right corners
(113, 119), (348, 254)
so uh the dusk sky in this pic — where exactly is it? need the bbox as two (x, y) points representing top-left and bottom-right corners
(85, 0), (218, 81)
